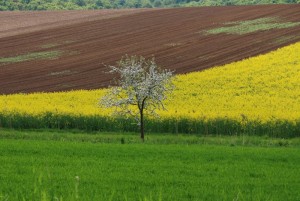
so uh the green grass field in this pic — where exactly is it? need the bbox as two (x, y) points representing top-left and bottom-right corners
(0, 129), (299, 201)
(0, 51), (63, 64)
(204, 17), (300, 35)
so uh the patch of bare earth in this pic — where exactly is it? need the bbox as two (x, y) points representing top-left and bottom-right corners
(0, 5), (300, 94)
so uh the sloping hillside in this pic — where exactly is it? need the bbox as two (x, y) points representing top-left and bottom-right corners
(0, 5), (300, 94)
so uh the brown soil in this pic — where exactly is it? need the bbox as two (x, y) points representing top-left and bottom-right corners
(0, 9), (150, 38)
(0, 5), (300, 94)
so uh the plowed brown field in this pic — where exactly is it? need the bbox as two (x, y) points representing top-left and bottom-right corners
(1, 5), (300, 94)
(0, 9), (150, 38)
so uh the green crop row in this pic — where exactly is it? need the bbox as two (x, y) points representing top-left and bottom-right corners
(1, 113), (299, 138)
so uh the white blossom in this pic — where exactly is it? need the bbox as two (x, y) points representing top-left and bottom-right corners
(100, 55), (174, 140)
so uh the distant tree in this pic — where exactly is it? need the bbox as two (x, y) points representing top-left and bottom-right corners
(163, 0), (175, 6)
(153, 0), (162, 6)
(101, 0), (112, 8)
(124, 0), (142, 7)
(100, 56), (174, 141)
(72, 0), (86, 6)
(95, 0), (104, 7)
(21, 0), (30, 4)
(140, 0), (152, 7)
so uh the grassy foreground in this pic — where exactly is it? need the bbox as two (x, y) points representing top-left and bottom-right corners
(0, 129), (299, 201)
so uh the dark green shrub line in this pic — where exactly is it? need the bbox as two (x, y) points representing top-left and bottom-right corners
(0, 113), (299, 138)
(0, 0), (299, 11)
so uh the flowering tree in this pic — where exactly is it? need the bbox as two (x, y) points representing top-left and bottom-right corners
(100, 55), (174, 141)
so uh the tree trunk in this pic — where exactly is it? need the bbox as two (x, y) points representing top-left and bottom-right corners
(140, 109), (144, 142)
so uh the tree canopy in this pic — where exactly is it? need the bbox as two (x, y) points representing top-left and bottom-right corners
(100, 56), (174, 140)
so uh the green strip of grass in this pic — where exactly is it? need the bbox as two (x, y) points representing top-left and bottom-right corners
(0, 132), (299, 200)
(0, 128), (299, 147)
(272, 35), (300, 45)
(204, 17), (300, 35)
(40, 43), (60, 49)
(40, 41), (75, 49)
(1, 113), (299, 138)
(0, 50), (63, 64)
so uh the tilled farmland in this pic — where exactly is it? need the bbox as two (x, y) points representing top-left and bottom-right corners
(1, 5), (300, 94)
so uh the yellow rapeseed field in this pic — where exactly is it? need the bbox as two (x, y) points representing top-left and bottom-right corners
(0, 42), (300, 132)
(165, 42), (300, 123)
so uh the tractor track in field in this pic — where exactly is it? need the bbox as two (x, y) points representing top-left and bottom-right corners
(0, 5), (300, 94)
